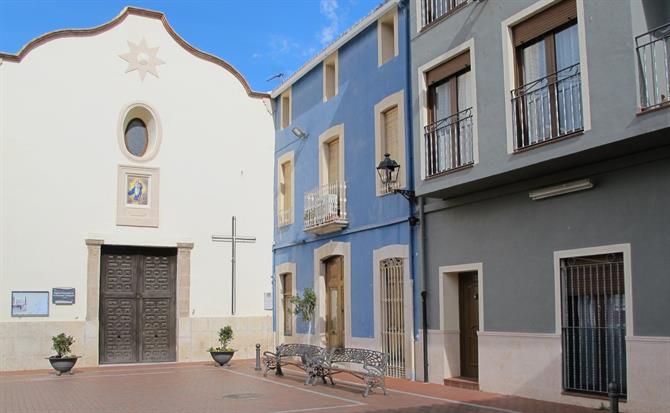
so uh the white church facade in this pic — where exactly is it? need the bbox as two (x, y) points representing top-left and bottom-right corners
(0, 7), (274, 370)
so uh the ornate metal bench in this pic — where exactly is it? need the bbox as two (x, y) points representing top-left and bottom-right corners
(262, 344), (323, 380)
(307, 347), (389, 397)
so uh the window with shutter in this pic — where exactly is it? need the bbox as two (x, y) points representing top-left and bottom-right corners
(510, 0), (582, 150)
(382, 106), (399, 159)
(327, 139), (340, 185)
(424, 51), (474, 177)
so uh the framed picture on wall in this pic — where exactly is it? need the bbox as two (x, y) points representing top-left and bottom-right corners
(11, 291), (49, 317)
(116, 165), (159, 227)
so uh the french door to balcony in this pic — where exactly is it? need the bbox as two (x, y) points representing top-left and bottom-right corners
(512, 22), (583, 150)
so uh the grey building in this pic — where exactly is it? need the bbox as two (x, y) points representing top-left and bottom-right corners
(408, 0), (670, 411)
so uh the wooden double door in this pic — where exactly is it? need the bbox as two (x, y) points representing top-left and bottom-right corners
(100, 246), (177, 364)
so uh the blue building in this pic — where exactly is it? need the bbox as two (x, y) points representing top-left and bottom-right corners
(271, 0), (417, 379)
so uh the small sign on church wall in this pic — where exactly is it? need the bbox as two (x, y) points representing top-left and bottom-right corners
(264, 292), (273, 311)
(52, 288), (76, 305)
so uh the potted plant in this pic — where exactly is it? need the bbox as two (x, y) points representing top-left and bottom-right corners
(290, 287), (316, 344)
(48, 333), (79, 375)
(208, 325), (235, 366)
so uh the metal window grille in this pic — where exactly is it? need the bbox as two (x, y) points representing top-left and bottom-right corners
(303, 182), (347, 230)
(511, 63), (583, 150)
(420, 0), (469, 29)
(424, 107), (474, 178)
(560, 253), (627, 397)
(380, 257), (405, 378)
(636, 22), (670, 111)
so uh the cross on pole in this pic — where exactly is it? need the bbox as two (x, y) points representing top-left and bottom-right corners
(212, 216), (256, 315)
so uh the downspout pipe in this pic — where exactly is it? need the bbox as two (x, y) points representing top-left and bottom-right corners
(399, 0), (420, 382)
(419, 196), (428, 382)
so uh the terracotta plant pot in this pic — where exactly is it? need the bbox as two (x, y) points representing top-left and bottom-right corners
(48, 356), (79, 375)
(209, 350), (235, 366)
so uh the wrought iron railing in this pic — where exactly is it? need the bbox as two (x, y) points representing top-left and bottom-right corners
(636, 22), (670, 111)
(424, 107), (474, 178)
(420, 0), (468, 29)
(560, 254), (627, 398)
(380, 257), (406, 379)
(511, 63), (583, 151)
(303, 182), (347, 230)
(277, 207), (292, 227)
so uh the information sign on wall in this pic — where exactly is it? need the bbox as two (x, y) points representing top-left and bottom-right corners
(11, 291), (49, 317)
(52, 288), (76, 305)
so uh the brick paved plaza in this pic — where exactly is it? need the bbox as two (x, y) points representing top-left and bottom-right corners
(0, 360), (601, 413)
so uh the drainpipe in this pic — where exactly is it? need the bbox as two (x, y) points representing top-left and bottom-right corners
(399, 0), (419, 382)
(419, 196), (428, 383)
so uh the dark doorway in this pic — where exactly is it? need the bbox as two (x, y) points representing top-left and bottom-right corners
(325, 256), (344, 348)
(100, 245), (177, 364)
(459, 271), (479, 379)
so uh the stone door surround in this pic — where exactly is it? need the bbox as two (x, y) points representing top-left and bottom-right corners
(85, 239), (193, 365)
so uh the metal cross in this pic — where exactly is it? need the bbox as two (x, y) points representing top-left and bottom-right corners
(212, 216), (256, 315)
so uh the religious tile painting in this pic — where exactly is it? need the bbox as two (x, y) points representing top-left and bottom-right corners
(117, 165), (159, 227)
(126, 174), (149, 206)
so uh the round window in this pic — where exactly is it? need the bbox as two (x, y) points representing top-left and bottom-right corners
(117, 103), (162, 161)
(124, 118), (149, 157)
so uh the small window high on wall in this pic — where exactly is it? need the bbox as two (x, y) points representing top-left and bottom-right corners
(324, 52), (338, 101)
(281, 89), (292, 129)
(378, 9), (398, 66)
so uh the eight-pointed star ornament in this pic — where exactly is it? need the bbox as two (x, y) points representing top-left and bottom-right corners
(119, 38), (165, 81)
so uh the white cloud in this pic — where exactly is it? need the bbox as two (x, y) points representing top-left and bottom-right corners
(268, 35), (300, 57)
(319, 0), (339, 45)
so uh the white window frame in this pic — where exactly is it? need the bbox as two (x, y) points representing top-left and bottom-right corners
(374, 90), (407, 195)
(372, 244), (415, 378)
(318, 124), (345, 186)
(553, 243), (633, 337)
(323, 51), (338, 102)
(501, 0), (591, 154)
(378, 7), (399, 67)
(280, 88), (292, 130)
(277, 151), (295, 227)
(417, 39), (479, 180)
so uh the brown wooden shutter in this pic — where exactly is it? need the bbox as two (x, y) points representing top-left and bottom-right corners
(383, 106), (399, 160)
(512, 0), (577, 46)
(426, 50), (470, 85)
(327, 139), (340, 185)
(282, 161), (292, 211)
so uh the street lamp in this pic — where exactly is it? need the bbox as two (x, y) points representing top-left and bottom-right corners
(376, 153), (415, 202)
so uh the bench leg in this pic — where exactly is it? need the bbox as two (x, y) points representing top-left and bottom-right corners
(275, 364), (284, 376)
(363, 384), (372, 397)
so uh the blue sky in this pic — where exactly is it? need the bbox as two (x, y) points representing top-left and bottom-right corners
(0, 0), (380, 92)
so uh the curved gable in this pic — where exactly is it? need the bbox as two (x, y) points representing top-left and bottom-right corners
(0, 6), (268, 99)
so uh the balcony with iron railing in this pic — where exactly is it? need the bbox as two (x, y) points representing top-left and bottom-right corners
(303, 182), (348, 234)
(420, 0), (468, 30)
(424, 107), (474, 178)
(511, 63), (583, 151)
(636, 22), (670, 112)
